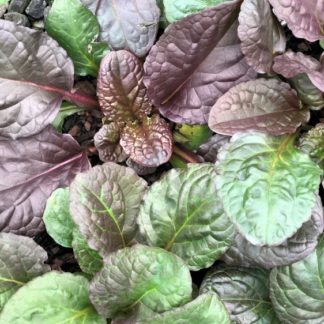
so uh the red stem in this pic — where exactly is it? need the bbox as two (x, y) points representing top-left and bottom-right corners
(172, 144), (203, 164)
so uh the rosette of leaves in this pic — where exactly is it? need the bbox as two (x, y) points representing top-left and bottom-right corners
(95, 50), (173, 167)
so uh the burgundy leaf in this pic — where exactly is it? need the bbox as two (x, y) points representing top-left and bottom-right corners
(0, 20), (74, 139)
(197, 134), (230, 163)
(144, 0), (256, 124)
(273, 51), (324, 92)
(208, 78), (309, 136)
(268, 0), (324, 42)
(97, 50), (151, 125)
(238, 0), (286, 73)
(120, 115), (173, 167)
(0, 126), (90, 236)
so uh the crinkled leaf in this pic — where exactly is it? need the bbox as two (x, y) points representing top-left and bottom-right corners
(238, 0), (286, 73)
(270, 235), (324, 323)
(0, 272), (105, 324)
(45, 0), (109, 77)
(81, 0), (160, 57)
(90, 244), (192, 318)
(43, 188), (75, 248)
(120, 115), (173, 167)
(126, 158), (157, 176)
(72, 228), (103, 276)
(0, 19), (74, 139)
(52, 102), (84, 132)
(200, 265), (279, 323)
(0, 126), (90, 236)
(138, 164), (235, 270)
(222, 195), (324, 269)
(216, 132), (322, 246)
(69, 163), (147, 258)
(144, 1), (256, 124)
(268, 0), (324, 42)
(0, 233), (50, 310)
(94, 123), (128, 163)
(97, 50), (151, 125)
(273, 51), (324, 92)
(299, 123), (324, 169)
(197, 134), (230, 163)
(208, 78), (308, 136)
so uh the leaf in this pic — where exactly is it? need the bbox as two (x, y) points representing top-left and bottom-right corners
(0, 233), (50, 310)
(120, 115), (173, 167)
(216, 132), (322, 246)
(299, 123), (324, 169)
(80, 0), (160, 57)
(0, 19), (74, 139)
(97, 50), (151, 125)
(268, 0), (324, 42)
(163, 0), (228, 23)
(45, 0), (109, 77)
(139, 293), (230, 324)
(72, 228), (103, 276)
(43, 188), (75, 248)
(0, 126), (90, 236)
(52, 102), (84, 132)
(197, 134), (230, 163)
(89, 244), (192, 318)
(222, 195), (324, 269)
(138, 163), (235, 270)
(69, 162), (147, 258)
(270, 235), (324, 323)
(273, 51), (324, 92)
(238, 0), (286, 73)
(0, 272), (105, 324)
(126, 158), (157, 176)
(208, 78), (309, 136)
(144, 1), (256, 124)
(94, 123), (128, 163)
(200, 265), (279, 323)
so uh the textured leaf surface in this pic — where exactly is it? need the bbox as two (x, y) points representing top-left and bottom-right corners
(197, 134), (230, 163)
(144, 1), (256, 124)
(216, 132), (322, 246)
(273, 51), (324, 92)
(0, 20), (73, 139)
(120, 115), (173, 167)
(238, 0), (286, 73)
(46, 0), (109, 77)
(268, 0), (324, 42)
(97, 50), (151, 124)
(81, 0), (160, 57)
(0, 126), (90, 236)
(222, 195), (324, 269)
(200, 265), (279, 323)
(0, 233), (50, 310)
(69, 163), (147, 257)
(89, 244), (192, 318)
(208, 78), (308, 136)
(72, 228), (103, 276)
(138, 164), (235, 270)
(270, 235), (324, 323)
(0, 272), (105, 324)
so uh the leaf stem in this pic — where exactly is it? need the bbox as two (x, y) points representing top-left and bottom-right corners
(172, 144), (203, 164)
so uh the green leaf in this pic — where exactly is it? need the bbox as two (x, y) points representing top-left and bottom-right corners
(45, 0), (109, 77)
(72, 228), (103, 276)
(200, 265), (280, 323)
(0, 233), (50, 311)
(69, 163), (148, 258)
(89, 244), (192, 318)
(0, 0), (9, 5)
(138, 164), (235, 270)
(140, 293), (230, 324)
(216, 132), (322, 246)
(51, 102), (84, 132)
(163, 0), (229, 23)
(270, 235), (324, 323)
(0, 272), (105, 323)
(43, 187), (75, 247)
(320, 40), (324, 49)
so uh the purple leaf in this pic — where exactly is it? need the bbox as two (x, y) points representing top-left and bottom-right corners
(144, 0), (256, 124)
(208, 78), (309, 136)
(0, 20), (74, 139)
(197, 134), (230, 163)
(0, 126), (90, 236)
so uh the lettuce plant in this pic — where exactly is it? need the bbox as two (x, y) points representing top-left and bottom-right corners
(0, 0), (324, 323)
